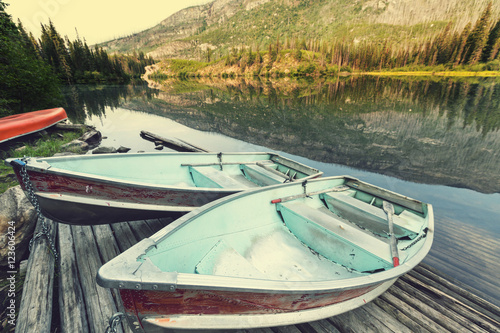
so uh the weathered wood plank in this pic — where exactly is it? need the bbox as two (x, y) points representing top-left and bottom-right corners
(372, 296), (431, 333)
(328, 305), (393, 333)
(126, 220), (154, 242)
(92, 224), (134, 333)
(401, 272), (500, 332)
(140, 130), (209, 152)
(394, 278), (491, 333)
(15, 217), (57, 333)
(58, 224), (89, 333)
(414, 264), (500, 320)
(72, 225), (122, 333)
(423, 255), (500, 304)
(54, 123), (91, 131)
(270, 325), (303, 333)
(298, 319), (342, 333)
(109, 222), (137, 252)
(145, 218), (169, 234)
(381, 289), (451, 333)
(92, 225), (120, 263)
(359, 301), (414, 333)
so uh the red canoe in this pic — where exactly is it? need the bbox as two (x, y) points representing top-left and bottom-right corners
(0, 108), (68, 143)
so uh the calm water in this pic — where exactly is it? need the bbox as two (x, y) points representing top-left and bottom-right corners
(63, 76), (500, 305)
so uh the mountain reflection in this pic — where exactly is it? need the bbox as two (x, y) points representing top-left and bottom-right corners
(133, 76), (500, 194)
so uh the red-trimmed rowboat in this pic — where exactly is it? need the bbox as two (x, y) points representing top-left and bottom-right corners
(0, 108), (67, 143)
(97, 176), (433, 331)
(5, 152), (322, 225)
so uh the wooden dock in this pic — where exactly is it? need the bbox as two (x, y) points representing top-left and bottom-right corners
(15, 215), (500, 333)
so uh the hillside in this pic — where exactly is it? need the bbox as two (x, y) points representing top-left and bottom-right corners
(100, 0), (500, 60)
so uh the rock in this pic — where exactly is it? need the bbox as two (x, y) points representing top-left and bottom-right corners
(0, 186), (37, 267)
(61, 139), (89, 152)
(92, 146), (117, 154)
(117, 146), (131, 153)
(79, 129), (102, 145)
(53, 152), (77, 157)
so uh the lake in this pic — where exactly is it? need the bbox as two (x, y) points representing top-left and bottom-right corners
(62, 75), (500, 306)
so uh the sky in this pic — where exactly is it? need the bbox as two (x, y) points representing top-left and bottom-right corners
(5, 0), (212, 45)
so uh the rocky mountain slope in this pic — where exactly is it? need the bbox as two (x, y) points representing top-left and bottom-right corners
(100, 0), (500, 60)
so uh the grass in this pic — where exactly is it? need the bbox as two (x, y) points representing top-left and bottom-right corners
(363, 71), (500, 77)
(0, 129), (85, 194)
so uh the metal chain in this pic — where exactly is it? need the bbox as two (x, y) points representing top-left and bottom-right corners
(401, 228), (429, 251)
(19, 158), (58, 262)
(105, 312), (125, 333)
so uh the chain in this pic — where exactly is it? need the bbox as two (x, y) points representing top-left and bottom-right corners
(105, 312), (125, 333)
(401, 228), (429, 251)
(19, 158), (58, 263)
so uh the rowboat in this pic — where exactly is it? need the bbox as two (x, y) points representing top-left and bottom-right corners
(0, 108), (68, 143)
(5, 152), (322, 225)
(97, 176), (433, 331)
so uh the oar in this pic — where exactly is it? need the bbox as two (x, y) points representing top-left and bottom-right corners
(383, 201), (400, 267)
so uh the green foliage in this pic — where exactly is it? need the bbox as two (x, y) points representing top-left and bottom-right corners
(462, 2), (493, 65)
(0, 1), (62, 115)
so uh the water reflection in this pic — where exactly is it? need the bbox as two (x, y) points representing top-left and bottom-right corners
(62, 83), (159, 124)
(125, 76), (500, 194)
(62, 77), (500, 194)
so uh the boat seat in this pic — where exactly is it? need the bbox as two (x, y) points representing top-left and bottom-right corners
(277, 201), (393, 272)
(189, 166), (251, 189)
(240, 164), (289, 186)
(321, 191), (420, 239)
(195, 240), (267, 279)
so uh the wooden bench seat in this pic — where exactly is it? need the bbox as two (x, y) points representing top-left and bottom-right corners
(278, 201), (394, 272)
(240, 164), (289, 186)
(189, 166), (256, 188)
(321, 191), (421, 239)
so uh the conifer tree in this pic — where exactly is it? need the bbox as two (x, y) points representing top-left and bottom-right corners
(453, 23), (472, 66)
(0, 0), (61, 114)
(463, 2), (492, 65)
(482, 18), (500, 62)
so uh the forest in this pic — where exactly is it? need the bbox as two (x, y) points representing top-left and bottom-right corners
(151, 2), (500, 79)
(0, 0), (155, 115)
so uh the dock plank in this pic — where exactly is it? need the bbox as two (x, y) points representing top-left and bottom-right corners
(58, 224), (89, 333)
(15, 217), (57, 333)
(72, 225), (122, 333)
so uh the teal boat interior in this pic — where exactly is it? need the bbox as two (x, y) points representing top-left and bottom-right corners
(35, 152), (321, 188)
(139, 177), (432, 282)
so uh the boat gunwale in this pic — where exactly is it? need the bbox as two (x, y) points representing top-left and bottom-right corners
(97, 176), (434, 294)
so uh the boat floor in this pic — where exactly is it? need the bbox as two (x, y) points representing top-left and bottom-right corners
(16, 216), (500, 333)
(194, 227), (366, 281)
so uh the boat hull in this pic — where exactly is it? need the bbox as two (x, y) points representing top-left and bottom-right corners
(10, 167), (236, 225)
(121, 279), (395, 332)
(7, 152), (322, 225)
(0, 107), (67, 143)
(97, 176), (433, 332)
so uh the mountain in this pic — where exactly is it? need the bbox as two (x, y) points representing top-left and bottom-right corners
(99, 0), (500, 59)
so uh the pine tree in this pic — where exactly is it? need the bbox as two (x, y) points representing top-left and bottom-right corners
(482, 18), (500, 62)
(453, 23), (472, 66)
(0, 0), (61, 114)
(463, 2), (492, 65)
